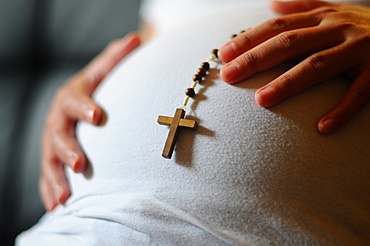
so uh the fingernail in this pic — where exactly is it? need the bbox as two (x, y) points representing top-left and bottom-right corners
(255, 86), (275, 107)
(69, 151), (78, 163)
(71, 153), (86, 173)
(318, 118), (334, 134)
(128, 34), (141, 47)
(68, 152), (82, 172)
(55, 185), (64, 204)
(121, 33), (141, 52)
(219, 44), (236, 61)
(221, 62), (240, 82)
(86, 107), (95, 123)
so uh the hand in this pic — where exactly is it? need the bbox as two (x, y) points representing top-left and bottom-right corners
(218, 0), (370, 134)
(40, 34), (141, 211)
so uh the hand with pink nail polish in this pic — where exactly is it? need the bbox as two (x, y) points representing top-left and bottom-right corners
(40, 34), (141, 211)
(219, 0), (370, 134)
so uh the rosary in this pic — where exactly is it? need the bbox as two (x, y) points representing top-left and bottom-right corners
(157, 31), (244, 159)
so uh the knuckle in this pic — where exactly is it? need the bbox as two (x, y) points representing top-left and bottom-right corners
(238, 33), (252, 47)
(54, 88), (69, 108)
(269, 17), (289, 31)
(241, 51), (260, 67)
(315, 6), (338, 16)
(313, 6), (338, 23)
(276, 32), (300, 49)
(276, 75), (295, 94)
(336, 21), (354, 30)
(239, 51), (261, 74)
(306, 54), (328, 72)
(330, 20), (356, 34)
(54, 86), (80, 115)
(353, 88), (370, 104)
(351, 32), (370, 48)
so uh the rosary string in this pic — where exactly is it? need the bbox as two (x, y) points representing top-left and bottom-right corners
(181, 48), (219, 111)
(157, 30), (245, 159)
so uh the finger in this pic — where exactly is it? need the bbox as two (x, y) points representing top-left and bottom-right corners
(255, 43), (357, 107)
(47, 121), (87, 173)
(41, 134), (71, 210)
(40, 170), (70, 211)
(39, 175), (57, 211)
(318, 70), (370, 133)
(57, 35), (140, 126)
(57, 87), (104, 126)
(221, 25), (342, 84)
(84, 33), (141, 92)
(270, 0), (338, 15)
(218, 9), (324, 63)
(40, 161), (71, 210)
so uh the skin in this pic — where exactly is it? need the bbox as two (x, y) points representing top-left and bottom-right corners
(219, 0), (370, 134)
(40, 34), (141, 211)
(40, 0), (370, 210)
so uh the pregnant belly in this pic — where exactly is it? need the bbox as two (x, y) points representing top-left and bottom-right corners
(70, 6), (370, 244)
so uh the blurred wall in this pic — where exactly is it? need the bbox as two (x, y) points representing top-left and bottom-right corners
(0, 0), (141, 244)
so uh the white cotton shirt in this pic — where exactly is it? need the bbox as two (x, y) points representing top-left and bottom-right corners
(139, 0), (265, 35)
(17, 1), (370, 245)
(140, 0), (370, 36)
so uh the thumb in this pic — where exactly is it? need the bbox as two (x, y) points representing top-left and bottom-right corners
(270, 0), (337, 14)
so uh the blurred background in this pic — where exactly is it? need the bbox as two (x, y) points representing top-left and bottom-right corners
(0, 0), (140, 244)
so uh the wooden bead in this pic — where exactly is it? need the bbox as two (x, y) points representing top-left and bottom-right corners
(212, 49), (218, 59)
(193, 73), (202, 82)
(185, 88), (195, 97)
(201, 62), (210, 71)
(197, 67), (207, 76)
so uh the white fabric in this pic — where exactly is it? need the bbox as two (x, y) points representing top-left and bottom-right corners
(140, 0), (370, 35)
(139, 0), (264, 35)
(17, 1), (370, 245)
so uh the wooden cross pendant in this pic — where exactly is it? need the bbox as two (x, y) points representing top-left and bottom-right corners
(157, 108), (198, 159)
